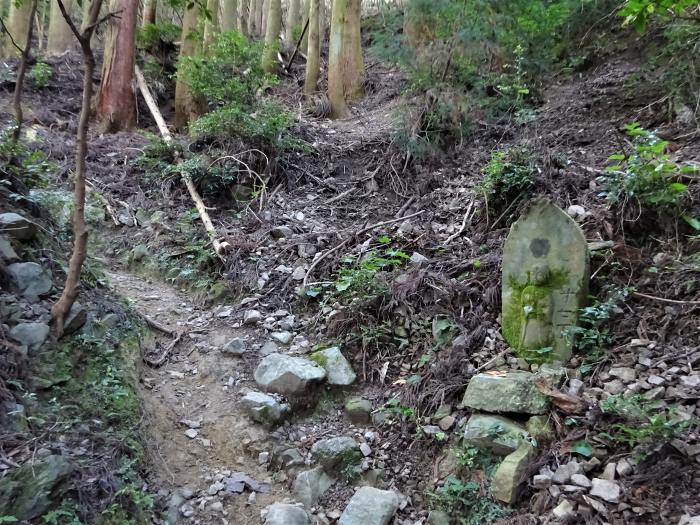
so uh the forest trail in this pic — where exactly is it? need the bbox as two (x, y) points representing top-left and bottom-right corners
(109, 270), (291, 523)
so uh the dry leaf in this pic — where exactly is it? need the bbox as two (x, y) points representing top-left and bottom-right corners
(535, 378), (586, 414)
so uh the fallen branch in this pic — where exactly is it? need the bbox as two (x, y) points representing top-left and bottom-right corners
(285, 17), (310, 71)
(324, 187), (356, 205)
(443, 201), (475, 246)
(633, 291), (700, 306)
(302, 209), (426, 287)
(143, 330), (183, 367)
(141, 313), (175, 335)
(135, 66), (231, 258)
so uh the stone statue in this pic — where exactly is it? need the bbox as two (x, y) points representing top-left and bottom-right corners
(502, 200), (589, 362)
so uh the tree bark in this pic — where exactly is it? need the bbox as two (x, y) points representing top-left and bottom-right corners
(303, 0), (318, 95)
(261, 0), (280, 73)
(96, 0), (138, 132)
(3, 0), (34, 56)
(246, 0), (256, 35)
(221, 0), (237, 31)
(142, 0), (156, 25)
(174, 2), (204, 129)
(11, 0), (37, 143)
(327, 0), (363, 118)
(51, 0), (104, 337)
(284, 0), (298, 47)
(80, 0), (91, 31)
(300, 0), (308, 51)
(202, 0), (219, 48)
(47, 0), (75, 54)
(254, 0), (263, 35)
(260, 0), (267, 37)
(238, 0), (248, 35)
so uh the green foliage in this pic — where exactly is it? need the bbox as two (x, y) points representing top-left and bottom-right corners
(600, 394), (693, 447)
(428, 477), (510, 525)
(43, 503), (83, 525)
(479, 147), (535, 205)
(137, 22), (180, 50)
(0, 127), (56, 189)
(605, 123), (697, 212)
(619, 0), (697, 32)
(333, 246), (410, 297)
(384, 397), (416, 420)
(29, 61), (52, 88)
(455, 445), (499, 476)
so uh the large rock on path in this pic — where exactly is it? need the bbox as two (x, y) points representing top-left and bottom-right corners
(0, 212), (37, 241)
(462, 371), (549, 414)
(7, 262), (52, 301)
(310, 346), (356, 385)
(311, 436), (361, 475)
(264, 503), (310, 525)
(292, 467), (334, 508)
(463, 414), (533, 455)
(240, 391), (290, 428)
(9, 322), (50, 354)
(254, 353), (326, 395)
(338, 486), (399, 525)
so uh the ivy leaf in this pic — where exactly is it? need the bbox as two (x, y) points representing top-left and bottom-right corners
(682, 215), (700, 230)
(571, 440), (594, 457)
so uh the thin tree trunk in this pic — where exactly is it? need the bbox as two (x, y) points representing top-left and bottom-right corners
(221, 0), (237, 31)
(142, 0), (156, 25)
(261, 0), (280, 73)
(174, 2), (204, 129)
(285, 0), (298, 47)
(260, 0), (268, 37)
(80, 0), (91, 31)
(300, 0), (308, 51)
(303, 0), (318, 95)
(239, 0), (248, 35)
(4, 0), (34, 56)
(11, 0), (37, 143)
(254, 0), (263, 35)
(247, 0), (256, 35)
(327, 0), (363, 118)
(202, 0), (219, 48)
(96, 0), (138, 131)
(51, 0), (104, 337)
(47, 0), (75, 53)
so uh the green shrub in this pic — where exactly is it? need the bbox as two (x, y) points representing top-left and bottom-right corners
(29, 61), (52, 88)
(479, 147), (535, 202)
(137, 22), (180, 50)
(428, 477), (510, 525)
(619, 0), (697, 32)
(604, 122), (697, 216)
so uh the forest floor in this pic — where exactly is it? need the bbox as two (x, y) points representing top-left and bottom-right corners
(1, 22), (699, 525)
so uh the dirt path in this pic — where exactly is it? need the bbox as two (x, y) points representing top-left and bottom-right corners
(108, 270), (291, 524)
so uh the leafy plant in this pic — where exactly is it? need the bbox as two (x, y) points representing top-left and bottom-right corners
(605, 123), (697, 213)
(479, 147), (535, 203)
(385, 397), (416, 420)
(619, 0), (697, 32)
(29, 61), (52, 88)
(137, 22), (180, 50)
(600, 394), (692, 447)
(429, 477), (510, 525)
(455, 445), (499, 476)
(333, 246), (410, 298)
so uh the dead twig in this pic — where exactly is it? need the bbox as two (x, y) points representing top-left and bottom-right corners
(443, 200), (475, 246)
(633, 291), (700, 306)
(143, 331), (183, 367)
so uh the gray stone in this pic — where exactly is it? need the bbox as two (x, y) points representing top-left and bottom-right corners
(552, 499), (576, 520)
(271, 331), (293, 344)
(0, 455), (74, 520)
(609, 367), (636, 383)
(491, 443), (536, 503)
(0, 212), (37, 241)
(244, 309), (263, 325)
(275, 448), (305, 468)
(184, 429), (198, 439)
(552, 461), (583, 484)
(345, 397), (372, 424)
(0, 235), (19, 262)
(264, 503), (309, 525)
(427, 510), (451, 525)
(311, 436), (361, 475)
(590, 478), (620, 503)
(532, 474), (552, 489)
(571, 473), (592, 487)
(241, 391), (289, 428)
(260, 341), (279, 355)
(502, 200), (589, 362)
(270, 226), (294, 239)
(461, 371), (549, 414)
(409, 252), (429, 266)
(63, 302), (87, 335)
(338, 487), (399, 525)
(616, 458), (633, 476)
(292, 467), (334, 508)
(223, 337), (247, 356)
(463, 414), (533, 455)
(10, 322), (50, 354)
(7, 262), (52, 301)
(310, 346), (356, 385)
(129, 244), (148, 263)
(254, 353), (326, 395)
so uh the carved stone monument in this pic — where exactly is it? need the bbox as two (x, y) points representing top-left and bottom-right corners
(502, 200), (589, 362)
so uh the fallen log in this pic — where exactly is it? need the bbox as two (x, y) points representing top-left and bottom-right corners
(134, 66), (231, 258)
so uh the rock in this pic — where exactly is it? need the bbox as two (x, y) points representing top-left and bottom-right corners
(184, 429), (198, 439)
(270, 226), (294, 239)
(0, 235), (19, 262)
(223, 337), (247, 356)
(264, 503), (310, 525)
(590, 478), (620, 503)
(552, 461), (583, 484)
(0, 455), (74, 520)
(359, 443), (372, 457)
(7, 262), (52, 301)
(275, 448), (305, 469)
(244, 309), (263, 325)
(310, 347), (356, 385)
(609, 367), (636, 383)
(241, 391), (290, 428)
(271, 331), (293, 344)
(501, 200), (589, 362)
(409, 252), (429, 266)
(600, 462), (616, 481)
(427, 510), (451, 525)
(438, 415), (455, 431)
(532, 474), (552, 489)
(208, 481), (225, 495)
(260, 341), (279, 355)
(570, 473), (592, 488)
(678, 516), (700, 525)
(345, 397), (372, 424)
(254, 353), (326, 395)
(491, 443), (536, 503)
(552, 499), (576, 520)
(566, 204), (588, 220)
(462, 372), (549, 414)
(311, 436), (361, 475)
(9, 322), (50, 354)
(291, 266), (306, 280)
(616, 458), (633, 476)
(463, 414), (532, 455)
(603, 379), (625, 394)
(568, 378), (584, 396)
(526, 415), (553, 441)
(63, 302), (87, 335)
(292, 467), (334, 508)
(0, 212), (37, 241)
(338, 487), (399, 525)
